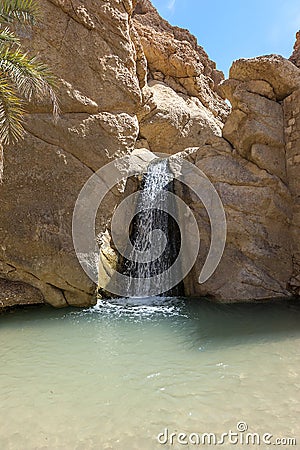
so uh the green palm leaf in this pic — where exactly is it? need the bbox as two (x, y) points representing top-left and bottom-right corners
(0, 47), (59, 118)
(0, 0), (39, 25)
(0, 0), (59, 148)
(0, 26), (20, 44)
(0, 74), (25, 144)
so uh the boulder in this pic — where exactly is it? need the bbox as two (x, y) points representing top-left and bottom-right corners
(229, 55), (300, 100)
(139, 81), (223, 153)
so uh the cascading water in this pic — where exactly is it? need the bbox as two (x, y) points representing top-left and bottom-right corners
(123, 158), (183, 298)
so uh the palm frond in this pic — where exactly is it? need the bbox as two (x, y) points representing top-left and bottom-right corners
(0, 0), (39, 25)
(0, 1), (59, 148)
(0, 73), (25, 144)
(0, 47), (59, 118)
(0, 26), (20, 44)
(0, 143), (3, 181)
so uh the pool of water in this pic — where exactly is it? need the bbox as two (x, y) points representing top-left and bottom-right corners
(0, 297), (299, 449)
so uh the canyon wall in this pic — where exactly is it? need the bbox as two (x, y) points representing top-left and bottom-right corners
(0, 0), (143, 308)
(0, 0), (299, 308)
(182, 56), (300, 300)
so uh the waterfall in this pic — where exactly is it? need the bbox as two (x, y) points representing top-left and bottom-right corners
(123, 158), (183, 298)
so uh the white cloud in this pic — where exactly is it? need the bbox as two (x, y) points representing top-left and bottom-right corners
(167, 0), (176, 11)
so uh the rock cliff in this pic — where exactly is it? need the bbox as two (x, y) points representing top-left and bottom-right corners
(290, 30), (300, 68)
(183, 55), (300, 300)
(0, 0), (299, 308)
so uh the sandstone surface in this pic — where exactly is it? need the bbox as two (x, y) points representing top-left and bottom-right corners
(0, 0), (299, 308)
(0, 0), (143, 308)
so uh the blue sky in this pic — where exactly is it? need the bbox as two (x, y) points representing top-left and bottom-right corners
(151, 0), (299, 76)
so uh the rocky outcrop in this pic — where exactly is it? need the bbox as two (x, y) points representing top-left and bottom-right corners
(132, 0), (229, 154)
(290, 31), (300, 68)
(138, 80), (223, 154)
(132, 0), (229, 120)
(180, 55), (300, 301)
(0, 0), (299, 307)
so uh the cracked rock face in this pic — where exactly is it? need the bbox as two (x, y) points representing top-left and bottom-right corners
(0, 0), (299, 308)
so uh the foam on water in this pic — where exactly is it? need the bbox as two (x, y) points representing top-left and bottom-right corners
(91, 296), (186, 319)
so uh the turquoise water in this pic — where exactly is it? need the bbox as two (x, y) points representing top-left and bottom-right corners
(0, 297), (299, 449)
